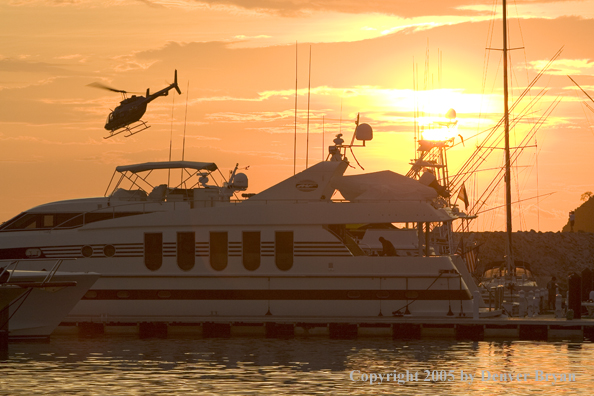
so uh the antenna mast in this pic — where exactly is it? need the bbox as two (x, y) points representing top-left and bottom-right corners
(306, 45), (312, 169)
(503, 0), (514, 273)
(294, 41), (298, 176)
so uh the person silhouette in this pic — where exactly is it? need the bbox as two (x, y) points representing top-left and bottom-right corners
(378, 237), (397, 256)
(547, 276), (558, 310)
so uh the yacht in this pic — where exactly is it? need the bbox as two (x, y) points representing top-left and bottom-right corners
(0, 261), (99, 339)
(0, 125), (483, 325)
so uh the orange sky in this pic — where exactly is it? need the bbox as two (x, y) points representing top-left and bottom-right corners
(1, 0), (594, 232)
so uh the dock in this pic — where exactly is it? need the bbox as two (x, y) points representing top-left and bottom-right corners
(53, 314), (594, 341)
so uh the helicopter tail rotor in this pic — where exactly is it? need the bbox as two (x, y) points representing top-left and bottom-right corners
(173, 69), (182, 95)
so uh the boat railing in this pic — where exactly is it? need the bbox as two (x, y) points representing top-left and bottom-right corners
(0, 258), (76, 285)
(1, 197), (439, 232)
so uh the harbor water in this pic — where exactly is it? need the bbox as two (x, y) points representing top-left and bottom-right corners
(1, 336), (592, 395)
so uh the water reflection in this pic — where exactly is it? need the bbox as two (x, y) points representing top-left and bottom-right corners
(0, 337), (592, 395)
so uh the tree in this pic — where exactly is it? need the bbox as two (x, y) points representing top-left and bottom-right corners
(581, 191), (593, 202)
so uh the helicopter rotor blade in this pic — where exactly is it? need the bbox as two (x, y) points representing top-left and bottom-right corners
(87, 82), (141, 94)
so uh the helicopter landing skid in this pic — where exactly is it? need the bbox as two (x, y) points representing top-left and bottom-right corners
(104, 120), (151, 139)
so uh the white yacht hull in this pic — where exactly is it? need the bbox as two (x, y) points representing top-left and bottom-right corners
(6, 272), (99, 338)
(14, 255), (474, 323)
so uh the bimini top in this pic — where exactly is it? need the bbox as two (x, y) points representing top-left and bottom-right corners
(116, 161), (218, 173)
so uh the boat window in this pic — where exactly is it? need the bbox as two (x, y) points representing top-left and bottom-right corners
(144, 233), (163, 271)
(103, 244), (116, 257)
(0, 211), (146, 232)
(177, 232), (195, 271)
(275, 231), (293, 271)
(1, 213), (40, 230)
(210, 232), (228, 271)
(515, 267), (533, 277)
(55, 214), (83, 228)
(242, 231), (260, 271)
(43, 215), (53, 227)
(81, 245), (93, 258)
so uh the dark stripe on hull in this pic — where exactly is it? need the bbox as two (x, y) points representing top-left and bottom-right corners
(83, 289), (472, 301)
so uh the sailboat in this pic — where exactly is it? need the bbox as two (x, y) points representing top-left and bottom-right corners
(476, 0), (541, 305)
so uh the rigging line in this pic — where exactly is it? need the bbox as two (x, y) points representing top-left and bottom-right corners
(513, 0), (536, 131)
(450, 96), (542, 189)
(413, 58), (417, 160)
(476, 192), (556, 214)
(182, 81), (190, 162)
(452, 164), (531, 178)
(168, 88), (175, 186)
(339, 97), (343, 135)
(517, 97), (562, 186)
(450, 82), (552, 187)
(568, 75), (594, 105)
(478, 0), (499, 134)
(574, 87), (594, 137)
(466, 117), (544, 218)
(464, 100), (559, 222)
(536, 132), (540, 231)
(181, 80), (190, 187)
(469, 104), (553, 216)
(322, 115), (324, 161)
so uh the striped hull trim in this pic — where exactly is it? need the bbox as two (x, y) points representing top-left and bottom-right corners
(82, 289), (472, 301)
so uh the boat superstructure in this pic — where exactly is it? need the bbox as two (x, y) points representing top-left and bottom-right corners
(0, 128), (484, 324)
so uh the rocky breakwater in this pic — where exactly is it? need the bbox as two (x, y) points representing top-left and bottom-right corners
(456, 231), (594, 286)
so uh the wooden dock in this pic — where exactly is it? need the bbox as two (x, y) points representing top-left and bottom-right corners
(52, 314), (594, 341)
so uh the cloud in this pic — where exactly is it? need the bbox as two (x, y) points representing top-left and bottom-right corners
(234, 35), (272, 40)
(529, 58), (594, 76)
(136, 0), (579, 18)
(0, 58), (78, 74)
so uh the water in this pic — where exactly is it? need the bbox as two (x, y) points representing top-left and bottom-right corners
(1, 336), (592, 395)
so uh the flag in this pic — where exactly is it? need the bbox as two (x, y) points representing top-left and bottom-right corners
(457, 183), (469, 210)
(463, 249), (478, 273)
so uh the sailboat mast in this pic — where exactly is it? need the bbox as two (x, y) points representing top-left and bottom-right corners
(503, 0), (514, 271)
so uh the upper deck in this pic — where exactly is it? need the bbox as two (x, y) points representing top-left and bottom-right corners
(0, 159), (458, 232)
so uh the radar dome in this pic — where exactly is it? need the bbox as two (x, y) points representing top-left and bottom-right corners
(355, 123), (373, 141)
(230, 173), (248, 190)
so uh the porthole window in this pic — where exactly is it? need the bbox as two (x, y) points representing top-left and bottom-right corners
(103, 244), (116, 257)
(144, 233), (163, 271)
(177, 232), (195, 271)
(210, 232), (228, 271)
(81, 245), (93, 258)
(242, 231), (260, 271)
(157, 291), (172, 299)
(275, 231), (293, 271)
(116, 291), (130, 299)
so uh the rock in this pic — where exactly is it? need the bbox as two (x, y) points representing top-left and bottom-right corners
(455, 231), (594, 285)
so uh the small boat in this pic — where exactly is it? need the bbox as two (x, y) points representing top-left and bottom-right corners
(479, 260), (538, 301)
(0, 260), (99, 339)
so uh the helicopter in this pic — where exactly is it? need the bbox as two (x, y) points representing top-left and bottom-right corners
(88, 70), (182, 139)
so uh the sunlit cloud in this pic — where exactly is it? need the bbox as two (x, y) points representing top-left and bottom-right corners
(529, 58), (594, 76)
(234, 35), (272, 40)
(206, 110), (295, 122)
(381, 21), (454, 35)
